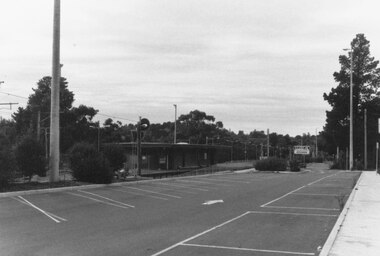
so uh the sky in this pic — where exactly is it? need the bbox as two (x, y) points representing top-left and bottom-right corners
(1, 0), (380, 136)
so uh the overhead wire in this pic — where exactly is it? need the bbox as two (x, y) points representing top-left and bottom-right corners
(0, 91), (28, 100)
(0, 91), (138, 123)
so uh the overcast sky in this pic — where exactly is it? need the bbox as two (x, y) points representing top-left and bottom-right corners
(1, 0), (380, 136)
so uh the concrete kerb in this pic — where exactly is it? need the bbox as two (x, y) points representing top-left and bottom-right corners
(0, 170), (235, 199)
(319, 171), (364, 256)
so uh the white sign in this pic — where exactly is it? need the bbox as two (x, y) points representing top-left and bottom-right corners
(378, 118), (380, 133)
(294, 146), (310, 155)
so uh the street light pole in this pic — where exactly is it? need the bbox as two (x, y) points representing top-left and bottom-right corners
(173, 104), (177, 144)
(349, 50), (354, 170)
(343, 47), (354, 170)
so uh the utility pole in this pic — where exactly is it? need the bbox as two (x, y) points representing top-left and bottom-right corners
(37, 110), (41, 141)
(344, 47), (354, 170)
(315, 129), (318, 158)
(349, 50), (354, 170)
(267, 129), (270, 157)
(0, 103), (18, 108)
(49, 0), (61, 182)
(364, 109), (367, 169)
(137, 117), (142, 176)
(173, 104), (177, 144)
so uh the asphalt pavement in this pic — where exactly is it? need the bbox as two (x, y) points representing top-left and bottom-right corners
(0, 166), (360, 256)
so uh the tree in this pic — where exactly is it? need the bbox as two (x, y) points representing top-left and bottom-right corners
(12, 76), (99, 152)
(69, 142), (113, 184)
(13, 76), (74, 136)
(0, 134), (16, 189)
(15, 136), (46, 181)
(323, 34), (380, 166)
(177, 110), (218, 144)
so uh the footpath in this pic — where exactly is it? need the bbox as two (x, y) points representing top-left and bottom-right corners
(321, 171), (380, 256)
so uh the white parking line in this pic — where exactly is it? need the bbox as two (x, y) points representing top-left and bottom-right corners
(201, 177), (250, 184)
(123, 186), (182, 199)
(108, 188), (169, 200)
(248, 211), (338, 217)
(181, 243), (314, 255)
(261, 186), (306, 207)
(261, 173), (340, 208)
(13, 196), (67, 223)
(155, 182), (207, 192)
(180, 179), (231, 187)
(67, 192), (132, 209)
(151, 211), (251, 256)
(136, 183), (197, 195)
(307, 174), (338, 186)
(263, 205), (340, 211)
(77, 190), (135, 208)
(292, 193), (341, 197)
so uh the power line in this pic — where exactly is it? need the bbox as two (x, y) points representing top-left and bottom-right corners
(0, 91), (28, 99)
(97, 113), (138, 123)
(0, 92), (138, 123)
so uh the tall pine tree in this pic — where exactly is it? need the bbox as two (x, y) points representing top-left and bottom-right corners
(323, 34), (380, 167)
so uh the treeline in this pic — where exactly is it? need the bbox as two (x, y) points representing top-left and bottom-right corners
(0, 75), (323, 160)
(0, 75), (325, 187)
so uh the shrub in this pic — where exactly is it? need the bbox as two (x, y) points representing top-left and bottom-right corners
(330, 159), (346, 170)
(310, 157), (324, 163)
(255, 157), (287, 172)
(101, 144), (126, 172)
(0, 136), (16, 190)
(69, 143), (113, 184)
(289, 160), (301, 172)
(14, 136), (46, 181)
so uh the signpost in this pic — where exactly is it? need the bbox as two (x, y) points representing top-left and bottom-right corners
(293, 146), (310, 168)
(294, 146), (310, 155)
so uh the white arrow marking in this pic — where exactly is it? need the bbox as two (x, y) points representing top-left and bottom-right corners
(202, 200), (224, 205)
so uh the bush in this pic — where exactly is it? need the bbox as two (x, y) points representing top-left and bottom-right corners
(289, 160), (301, 172)
(14, 136), (46, 181)
(101, 144), (126, 172)
(0, 136), (16, 190)
(255, 157), (287, 172)
(69, 143), (113, 184)
(330, 159), (346, 170)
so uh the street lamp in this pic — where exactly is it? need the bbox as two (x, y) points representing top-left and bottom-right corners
(344, 47), (354, 170)
(173, 104), (177, 144)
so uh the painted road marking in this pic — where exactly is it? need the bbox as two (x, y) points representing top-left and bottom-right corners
(263, 205), (340, 211)
(151, 211), (251, 256)
(180, 179), (231, 187)
(78, 190), (135, 208)
(151, 210), (337, 256)
(202, 176), (251, 184)
(248, 211), (338, 217)
(292, 193), (341, 197)
(155, 181), (209, 192)
(67, 192), (132, 209)
(123, 186), (182, 199)
(202, 200), (224, 205)
(135, 183), (198, 195)
(307, 174), (338, 186)
(261, 186), (306, 207)
(261, 173), (340, 208)
(108, 188), (169, 201)
(13, 196), (67, 223)
(181, 243), (315, 255)
(193, 177), (241, 187)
